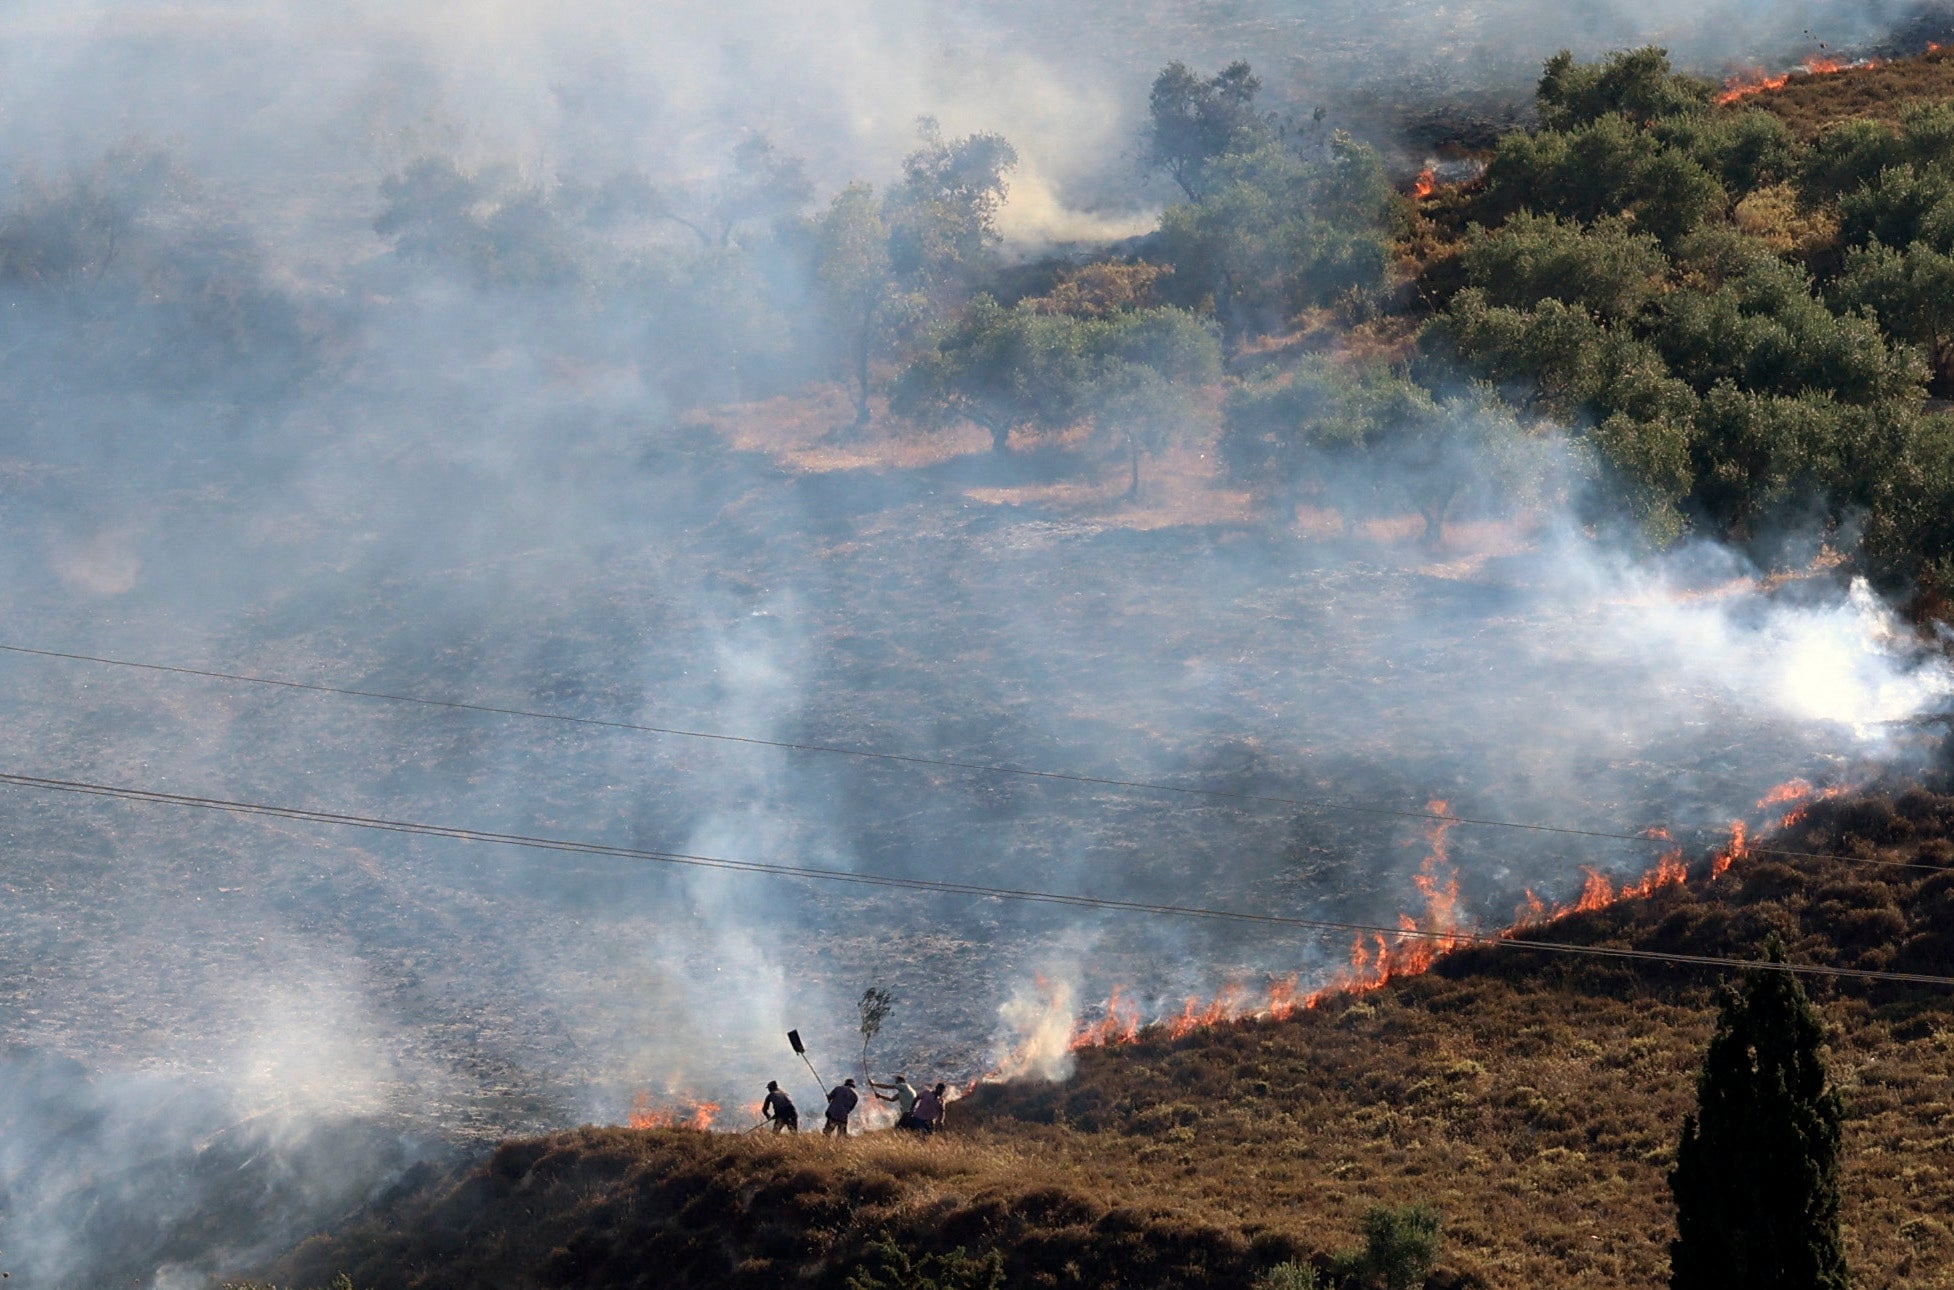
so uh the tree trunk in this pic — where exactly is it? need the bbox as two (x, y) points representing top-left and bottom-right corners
(1128, 437), (1141, 498)
(852, 313), (873, 427)
(989, 422), (1012, 455)
(1419, 480), (1461, 549)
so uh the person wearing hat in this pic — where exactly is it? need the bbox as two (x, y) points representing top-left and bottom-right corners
(762, 1080), (799, 1133)
(870, 1074), (919, 1130)
(823, 1077), (860, 1136)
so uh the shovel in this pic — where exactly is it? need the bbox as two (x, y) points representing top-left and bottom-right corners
(787, 1028), (826, 1093)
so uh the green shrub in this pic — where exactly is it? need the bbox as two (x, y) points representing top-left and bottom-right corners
(1342, 1203), (1442, 1290)
(1255, 1260), (1322, 1290)
(846, 1235), (1005, 1290)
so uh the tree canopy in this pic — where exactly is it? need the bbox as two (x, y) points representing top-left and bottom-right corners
(893, 294), (1218, 480)
(1669, 944), (1849, 1290)
(1420, 47), (1954, 570)
(1146, 60), (1267, 200)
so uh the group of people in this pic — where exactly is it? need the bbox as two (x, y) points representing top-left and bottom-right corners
(760, 1074), (949, 1137)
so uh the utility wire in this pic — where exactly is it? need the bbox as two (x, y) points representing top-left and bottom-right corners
(1, 767), (1951, 990)
(0, 642), (1923, 872)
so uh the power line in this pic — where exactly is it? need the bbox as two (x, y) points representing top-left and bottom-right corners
(0, 641), (1920, 872)
(1, 767), (1950, 991)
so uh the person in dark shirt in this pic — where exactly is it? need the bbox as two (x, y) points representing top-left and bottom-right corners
(823, 1077), (860, 1136)
(911, 1082), (948, 1135)
(762, 1080), (798, 1133)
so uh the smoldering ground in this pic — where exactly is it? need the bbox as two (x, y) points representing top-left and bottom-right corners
(3, 2), (1954, 1287)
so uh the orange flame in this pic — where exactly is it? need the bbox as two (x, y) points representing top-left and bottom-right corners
(1711, 820), (1749, 879)
(1073, 985), (1144, 1047)
(1164, 982), (1249, 1039)
(1570, 867), (1614, 913)
(984, 780), (1855, 1077)
(629, 1091), (721, 1131)
(1758, 778), (1814, 809)
(1412, 167), (1437, 199)
(1755, 776), (1849, 829)
(1265, 973), (1302, 1021)
(1621, 848), (1689, 899)
(1414, 800), (1463, 936)
(1717, 55), (1873, 105)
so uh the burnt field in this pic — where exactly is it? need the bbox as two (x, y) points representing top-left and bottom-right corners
(1, 387), (1940, 1152)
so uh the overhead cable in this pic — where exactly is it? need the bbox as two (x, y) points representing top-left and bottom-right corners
(1, 767), (1950, 990)
(0, 642), (1924, 872)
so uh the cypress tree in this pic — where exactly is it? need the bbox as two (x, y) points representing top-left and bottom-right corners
(1669, 940), (1849, 1289)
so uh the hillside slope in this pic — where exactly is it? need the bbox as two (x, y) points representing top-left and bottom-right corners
(260, 785), (1954, 1289)
(1724, 45), (1954, 137)
(251, 43), (1954, 1290)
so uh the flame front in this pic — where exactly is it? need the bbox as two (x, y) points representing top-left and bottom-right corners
(1757, 777), (1847, 829)
(1412, 167), (1437, 199)
(973, 778), (1853, 1080)
(1717, 54), (1875, 105)
(1711, 820), (1749, 878)
(628, 1090), (721, 1131)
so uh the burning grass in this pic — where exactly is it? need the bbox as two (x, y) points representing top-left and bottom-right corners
(262, 784), (1954, 1289)
(628, 1091), (721, 1131)
(958, 783), (1954, 1288)
(986, 778), (1844, 1078)
(1717, 44), (1954, 136)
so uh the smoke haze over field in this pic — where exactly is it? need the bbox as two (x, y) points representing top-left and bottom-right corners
(3, 1), (1954, 1286)
(2, 0), (1949, 252)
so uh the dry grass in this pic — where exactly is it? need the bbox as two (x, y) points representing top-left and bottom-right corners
(690, 384), (1566, 546)
(693, 383), (1268, 532)
(953, 785), (1954, 1288)
(686, 383), (993, 473)
(268, 1121), (1323, 1289)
